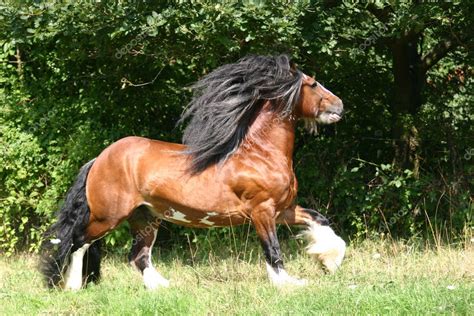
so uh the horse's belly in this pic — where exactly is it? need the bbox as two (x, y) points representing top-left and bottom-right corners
(144, 203), (248, 228)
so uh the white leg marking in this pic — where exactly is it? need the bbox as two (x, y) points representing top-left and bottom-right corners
(143, 267), (170, 290)
(301, 221), (346, 273)
(265, 263), (308, 287)
(64, 243), (90, 290)
(142, 230), (169, 290)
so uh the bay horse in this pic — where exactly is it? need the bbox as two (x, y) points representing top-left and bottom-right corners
(40, 55), (346, 290)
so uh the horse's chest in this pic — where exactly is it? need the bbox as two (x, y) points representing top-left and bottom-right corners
(274, 173), (297, 207)
(239, 169), (297, 209)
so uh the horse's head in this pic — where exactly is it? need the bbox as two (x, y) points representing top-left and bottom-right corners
(296, 74), (343, 127)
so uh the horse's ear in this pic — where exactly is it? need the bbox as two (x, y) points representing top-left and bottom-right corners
(302, 74), (313, 85)
(289, 59), (297, 72)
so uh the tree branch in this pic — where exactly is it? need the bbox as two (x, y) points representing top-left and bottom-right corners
(366, 3), (392, 24)
(120, 66), (165, 89)
(15, 45), (24, 81)
(420, 32), (474, 73)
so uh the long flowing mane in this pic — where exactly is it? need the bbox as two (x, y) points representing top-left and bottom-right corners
(179, 54), (303, 174)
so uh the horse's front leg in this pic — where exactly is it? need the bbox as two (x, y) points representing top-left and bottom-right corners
(277, 205), (346, 273)
(251, 203), (307, 286)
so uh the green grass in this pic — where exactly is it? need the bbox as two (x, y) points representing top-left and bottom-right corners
(1, 240), (473, 315)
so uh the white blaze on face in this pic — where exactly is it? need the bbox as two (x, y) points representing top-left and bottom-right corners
(311, 81), (343, 125)
(317, 82), (332, 95)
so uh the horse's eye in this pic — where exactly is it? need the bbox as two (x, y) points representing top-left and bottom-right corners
(311, 82), (318, 89)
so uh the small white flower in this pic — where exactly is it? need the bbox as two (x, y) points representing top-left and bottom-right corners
(348, 284), (358, 290)
(50, 238), (61, 244)
(372, 253), (381, 259)
(446, 285), (456, 290)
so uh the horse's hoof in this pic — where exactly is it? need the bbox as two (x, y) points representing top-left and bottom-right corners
(143, 268), (170, 290)
(273, 276), (308, 287)
(289, 278), (308, 287)
(266, 264), (308, 287)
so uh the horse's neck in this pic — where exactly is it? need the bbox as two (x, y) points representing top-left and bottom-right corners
(242, 107), (296, 163)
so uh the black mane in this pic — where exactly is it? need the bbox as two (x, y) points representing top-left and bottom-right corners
(179, 54), (303, 174)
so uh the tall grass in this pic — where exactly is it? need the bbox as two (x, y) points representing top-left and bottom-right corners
(1, 237), (473, 315)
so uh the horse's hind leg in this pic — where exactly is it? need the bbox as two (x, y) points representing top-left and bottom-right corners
(128, 206), (169, 289)
(63, 220), (109, 290)
(63, 240), (101, 290)
(63, 243), (91, 290)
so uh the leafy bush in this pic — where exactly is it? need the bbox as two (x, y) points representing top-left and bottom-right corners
(0, 1), (472, 254)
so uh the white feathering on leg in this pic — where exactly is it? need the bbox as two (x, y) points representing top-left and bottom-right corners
(265, 263), (308, 287)
(300, 221), (346, 273)
(142, 229), (169, 290)
(143, 267), (170, 289)
(64, 243), (90, 290)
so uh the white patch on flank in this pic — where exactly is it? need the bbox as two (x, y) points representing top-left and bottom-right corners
(300, 220), (346, 273)
(168, 208), (191, 223)
(265, 263), (308, 287)
(143, 229), (169, 290)
(50, 238), (61, 244)
(198, 212), (218, 226)
(199, 217), (215, 226)
(64, 243), (90, 290)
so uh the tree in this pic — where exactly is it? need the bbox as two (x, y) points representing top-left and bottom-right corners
(0, 1), (471, 253)
(367, 2), (473, 172)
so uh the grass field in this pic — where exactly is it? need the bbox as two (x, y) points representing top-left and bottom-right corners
(1, 239), (473, 315)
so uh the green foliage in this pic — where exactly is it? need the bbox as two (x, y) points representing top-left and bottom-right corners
(0, 1), (472, 254)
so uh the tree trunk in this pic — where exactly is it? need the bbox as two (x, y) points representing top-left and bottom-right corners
(391, 32), (424, 175)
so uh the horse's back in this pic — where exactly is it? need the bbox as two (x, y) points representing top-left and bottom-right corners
(85, 136), (185, 219)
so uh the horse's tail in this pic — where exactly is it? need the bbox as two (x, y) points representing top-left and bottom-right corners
(40, 158), (101, 288)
